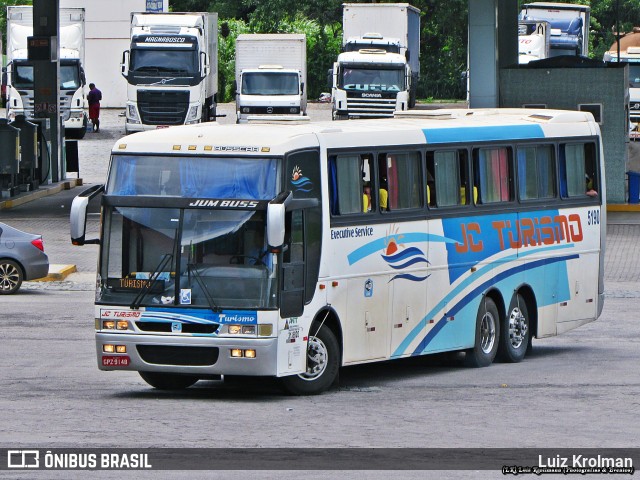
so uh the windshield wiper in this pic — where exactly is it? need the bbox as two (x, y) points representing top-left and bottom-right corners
(187, 263), (222, 313)
(130, 253), (173, 309)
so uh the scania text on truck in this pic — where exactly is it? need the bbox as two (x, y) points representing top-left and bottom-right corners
(603, 27), (640, 135)
(519, 3), (590, 57)
(331, 3), (420, 120)
(3, 6), (88, 139)
(235, 34), (307, 123)
(121, 12), (218, 134)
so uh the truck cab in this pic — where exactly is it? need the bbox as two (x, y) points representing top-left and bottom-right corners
(236, 66), (306, 123)
(331, 46), (410, 120)
(5, 7), (88, 139)
(603, 30), (640, 135)
(121, 13), (217, 134)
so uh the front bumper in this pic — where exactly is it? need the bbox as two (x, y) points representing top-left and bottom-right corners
(96, 332), (278, 377)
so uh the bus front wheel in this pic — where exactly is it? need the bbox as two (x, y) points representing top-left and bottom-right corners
(280, 324), (339, 395)
(497, 293), (530, 363)
(465, 297), (500, 368)
(139, 371), (199, 390)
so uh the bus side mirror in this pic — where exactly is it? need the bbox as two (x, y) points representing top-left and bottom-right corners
(267, 191), (291, 248)
(267, 202), (286, 248)
(327, 68), (333, 89)
(70, 184), (104, 245)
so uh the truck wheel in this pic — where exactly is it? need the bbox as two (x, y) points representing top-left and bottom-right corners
(280, 323), (339, 395)
(0, 259), (23, 295)
(464, 297), (500, 367)
(497, 294), (530, 363)
(139, 371), (199, 390)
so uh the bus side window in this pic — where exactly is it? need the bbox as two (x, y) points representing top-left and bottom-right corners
(560, 143), (598, 198)
(361, 154), (376, 213)
(379, 151), (422, 210)
(430, 149), (469, 207)
(517, 144), (556, 201)
(329, 153), (376, 215)
(473, 146), (513, 204)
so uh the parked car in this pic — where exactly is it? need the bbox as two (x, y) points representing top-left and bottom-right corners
(0, 222), (49, 294)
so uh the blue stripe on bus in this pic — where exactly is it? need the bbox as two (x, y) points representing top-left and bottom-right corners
(422, 124), (545, 144)
(390, 249), (576, 357)
(347, 232), (457, 266)
(410, 254), (578, 356)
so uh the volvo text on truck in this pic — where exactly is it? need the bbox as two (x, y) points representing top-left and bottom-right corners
(3, 6), (88, 139)
(331, 3), (420, 120)
(235, 34), (307, 124)
(121, 12), (218, 134)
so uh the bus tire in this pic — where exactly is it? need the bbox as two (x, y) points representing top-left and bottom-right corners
(280, 323), (339, 395)
(464, 297), (500, 368)
(139, 371), (199, 390)
(497, 293), (530, 363)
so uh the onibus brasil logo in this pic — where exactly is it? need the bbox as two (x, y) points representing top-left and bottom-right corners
(381, 226), (431, 282)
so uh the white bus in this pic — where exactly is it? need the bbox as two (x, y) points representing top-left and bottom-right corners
(70, 108), (605, 395)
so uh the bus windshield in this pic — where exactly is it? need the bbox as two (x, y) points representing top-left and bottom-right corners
(107, 155), (279, 198)
(99, 206), (277, 309)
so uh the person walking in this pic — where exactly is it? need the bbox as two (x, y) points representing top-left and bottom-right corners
(87, 83), (102, 132)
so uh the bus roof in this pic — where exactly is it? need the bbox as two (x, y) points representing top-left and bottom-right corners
(113, 108), (597, 156)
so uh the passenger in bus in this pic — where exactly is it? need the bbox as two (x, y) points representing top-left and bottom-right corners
(379, 178), (388, 211)
(586, 174), (598, 197)
(363, 183), (372, 212)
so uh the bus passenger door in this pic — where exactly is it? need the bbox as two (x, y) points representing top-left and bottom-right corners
(343, 276), (390, 363)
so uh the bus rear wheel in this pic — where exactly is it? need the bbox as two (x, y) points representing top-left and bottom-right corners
(139, 371), (199, 390)
(280, 323), (339, 395)
(497, 293), (530, 363)
(465, 297), (500, 368)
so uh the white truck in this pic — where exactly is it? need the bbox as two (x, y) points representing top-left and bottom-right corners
(520, 3), (590, 58)
(3, 6), (88, 139)
(331, 3), (421, 120)
(603, 28), (640, 136)
(121, 12), (218, 134)
(235, 34), (307, 123)
(518, 20), (551, 64)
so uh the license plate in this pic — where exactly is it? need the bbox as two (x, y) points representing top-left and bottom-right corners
(102, 355), (130, 367)
(156, 125), (169, 129)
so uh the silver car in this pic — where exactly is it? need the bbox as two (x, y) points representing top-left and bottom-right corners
(0, 222), (49, 294)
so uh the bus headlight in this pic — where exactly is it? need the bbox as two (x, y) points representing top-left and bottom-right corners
(227, 325), (258, 335)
